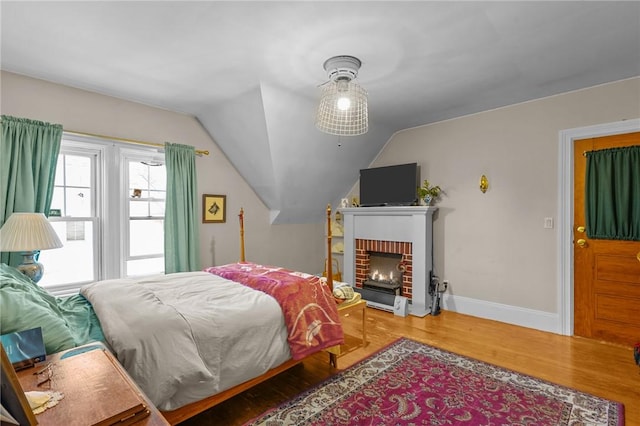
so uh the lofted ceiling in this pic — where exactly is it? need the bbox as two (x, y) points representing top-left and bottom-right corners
(1, 1), (639, 223)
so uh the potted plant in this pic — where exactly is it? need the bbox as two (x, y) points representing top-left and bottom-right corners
(417, 179), (441, 205)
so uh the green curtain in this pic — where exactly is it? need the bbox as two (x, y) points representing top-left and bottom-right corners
(0, 115), (63, 266)
(164, 142), (200, 273)
(585, 145), (640, 241)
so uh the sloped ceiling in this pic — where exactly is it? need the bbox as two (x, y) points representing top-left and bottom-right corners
(1, 1), (639, 223)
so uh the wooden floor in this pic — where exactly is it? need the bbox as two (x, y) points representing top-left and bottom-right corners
(179, 308), (639, 425)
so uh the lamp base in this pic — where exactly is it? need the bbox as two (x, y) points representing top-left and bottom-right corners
(17, 251), (44, 283)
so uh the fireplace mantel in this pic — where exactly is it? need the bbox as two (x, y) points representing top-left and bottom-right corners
(341, 206), (437, 316)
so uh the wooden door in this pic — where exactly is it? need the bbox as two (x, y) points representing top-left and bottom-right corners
(573, 133), (640, 346)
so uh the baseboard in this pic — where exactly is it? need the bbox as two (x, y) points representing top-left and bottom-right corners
(442, 294), (561, 334)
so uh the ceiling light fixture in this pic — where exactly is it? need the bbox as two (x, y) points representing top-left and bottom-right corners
(315, 55), (368, 136)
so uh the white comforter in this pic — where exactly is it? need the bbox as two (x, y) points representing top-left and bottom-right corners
(80, 271), (290, 411)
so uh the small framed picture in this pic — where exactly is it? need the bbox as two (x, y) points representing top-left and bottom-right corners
(203, 194), (226, 223)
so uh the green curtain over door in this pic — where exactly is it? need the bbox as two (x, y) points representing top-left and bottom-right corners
(164, 142), (200, 273)
(585, 145), (640, 241)
(0, 115), (62, 266)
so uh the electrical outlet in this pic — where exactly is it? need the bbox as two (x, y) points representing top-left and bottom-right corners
(442, 280), (449, 291)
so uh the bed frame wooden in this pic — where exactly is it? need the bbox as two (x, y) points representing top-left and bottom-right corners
(161, 205), (336, 424)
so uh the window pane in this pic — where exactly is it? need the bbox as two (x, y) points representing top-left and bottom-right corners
(129, 200), (149, 217)
(127, 258), (164, 277)
(149, 190), (166, 200)
(65, 187), (91, 217)
(65, 155), (92, 187)
(129, 162), (150, 189)
(129, 201), (164, 217)
(50, 187), (65, 216)
(38, 221), (95, 286)
(149, 201), (165, 216)
(148, 166), (166, 191)
(54, 156), (64, 185)
(129, 219), (164, 256)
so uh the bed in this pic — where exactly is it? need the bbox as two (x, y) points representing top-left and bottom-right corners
(0, 205), (345, 425)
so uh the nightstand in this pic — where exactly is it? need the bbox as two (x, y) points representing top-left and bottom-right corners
(16, 344), (169, 426)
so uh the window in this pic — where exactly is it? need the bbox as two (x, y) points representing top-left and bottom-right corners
(125, 153), (165, 276)
(42, 148), (97, 288)
(38, 135), (165, 295)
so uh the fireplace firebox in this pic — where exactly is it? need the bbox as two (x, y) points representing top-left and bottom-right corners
(362, 252), (403, 296)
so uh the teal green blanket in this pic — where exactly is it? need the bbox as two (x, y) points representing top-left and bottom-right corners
(0, 264), (104, 354)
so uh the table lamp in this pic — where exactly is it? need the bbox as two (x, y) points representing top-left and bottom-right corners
(0, 212), (63, 283)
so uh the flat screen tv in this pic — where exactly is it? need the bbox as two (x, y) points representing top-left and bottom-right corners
(359, 163), (418, 207)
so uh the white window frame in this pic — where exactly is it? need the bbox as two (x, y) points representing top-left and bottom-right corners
(120, 148), (166, 276)
(44, 133), (164, 295)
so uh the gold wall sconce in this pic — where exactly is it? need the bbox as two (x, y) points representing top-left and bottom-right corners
(480, 175), (489, 193)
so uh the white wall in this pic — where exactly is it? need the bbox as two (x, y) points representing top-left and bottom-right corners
(368, 77), (640, 330)
(4, 70), (638, 332)
(0, 71), (324, 274)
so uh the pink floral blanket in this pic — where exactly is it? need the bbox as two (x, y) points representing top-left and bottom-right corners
(204, 263), (344, 360)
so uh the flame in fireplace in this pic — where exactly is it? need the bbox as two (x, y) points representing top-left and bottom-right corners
(369, 269), (396, 284)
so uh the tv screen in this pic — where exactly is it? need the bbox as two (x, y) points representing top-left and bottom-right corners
(359, 163), (418, 207)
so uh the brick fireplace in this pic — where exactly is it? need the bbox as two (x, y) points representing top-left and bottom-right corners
(355, 239), (413, 299)
(341, 206), (437, 317)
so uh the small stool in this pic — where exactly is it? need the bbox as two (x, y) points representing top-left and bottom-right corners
(327, 299), (367, 368)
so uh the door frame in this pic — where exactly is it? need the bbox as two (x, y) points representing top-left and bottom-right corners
(558, 118), (640, 336)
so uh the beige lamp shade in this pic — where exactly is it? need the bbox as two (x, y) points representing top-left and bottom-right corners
(0, 213), (63, 252)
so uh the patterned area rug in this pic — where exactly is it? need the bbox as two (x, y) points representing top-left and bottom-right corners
(246, 338), (624, 425)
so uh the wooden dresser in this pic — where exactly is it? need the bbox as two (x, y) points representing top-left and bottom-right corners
(16, 344), (169, 426)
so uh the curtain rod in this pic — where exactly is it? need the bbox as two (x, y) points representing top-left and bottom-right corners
(64, 129), (210, 156)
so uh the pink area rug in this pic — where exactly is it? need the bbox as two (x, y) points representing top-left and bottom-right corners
(246, 338), (623, 425)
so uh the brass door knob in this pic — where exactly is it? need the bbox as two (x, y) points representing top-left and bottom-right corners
(576, 239), (587, 248)
(576, 226), (585, 233)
